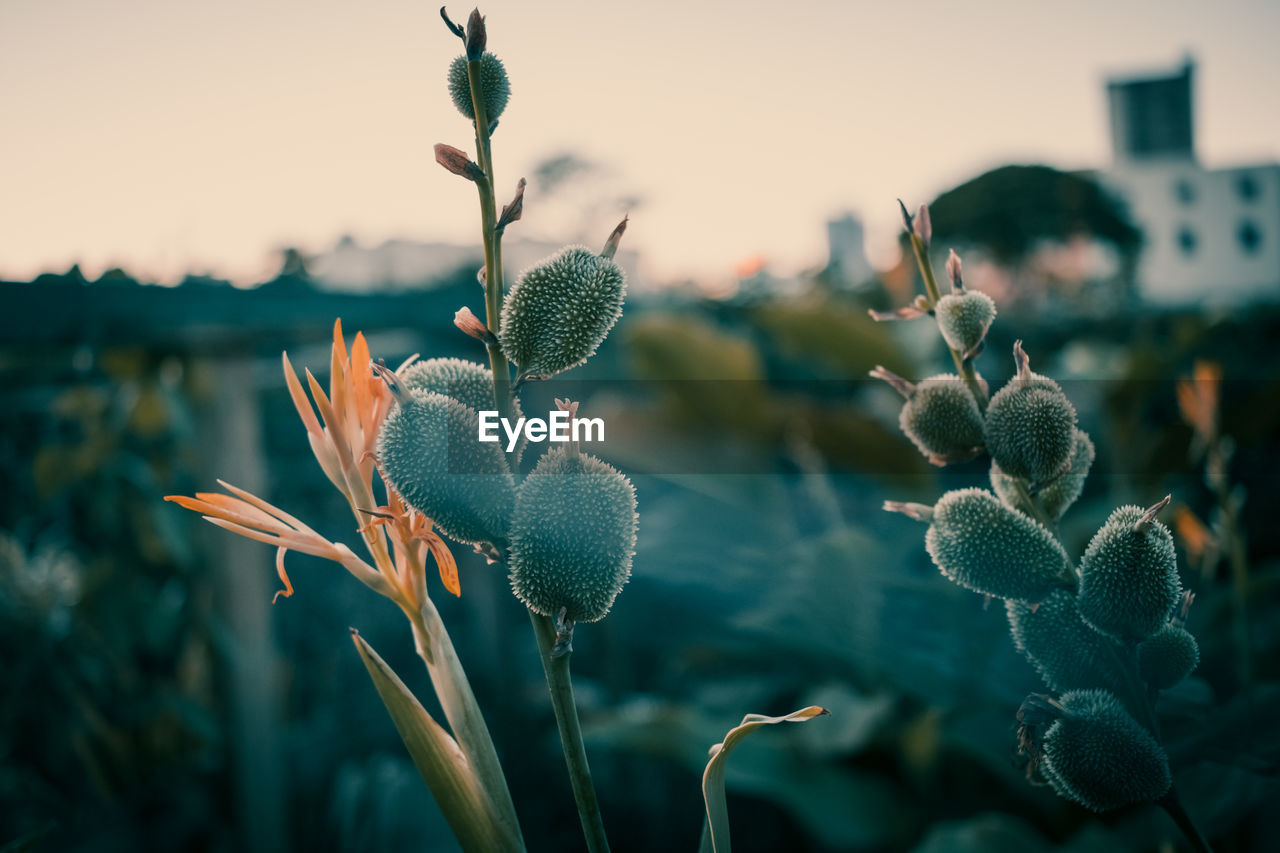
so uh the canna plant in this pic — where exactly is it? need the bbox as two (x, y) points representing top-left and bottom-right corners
(166, 9), (825, 852)
(876, 202), (1214, 852)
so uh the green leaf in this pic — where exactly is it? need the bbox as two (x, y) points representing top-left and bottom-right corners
(352, 630), (524, 853)
(700, 705), (829, 853)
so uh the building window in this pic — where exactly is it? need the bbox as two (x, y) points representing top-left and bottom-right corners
(1238, 221), (1262, 254)
(1177, 226), (1197, 256)
(1237, 174), (1260, 202)
(1174, 179), (1196, 204)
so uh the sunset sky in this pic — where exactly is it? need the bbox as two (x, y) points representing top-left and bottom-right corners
(3, 0), (1278, 286)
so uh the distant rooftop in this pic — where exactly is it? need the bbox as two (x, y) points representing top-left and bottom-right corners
(1107, 58), (1196, 163)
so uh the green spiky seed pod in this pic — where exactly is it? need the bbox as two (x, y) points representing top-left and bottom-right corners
(935, 290), (996, 354)
(377, 389), (515, 546)
(401, 358), (499, 413)
(923, 488), (1070, 602)
(1078, 503), (1180, 642)
(448, 53), (509, 122)
(899, 374), (986, 465)
(1138, 624), (1199, 690)
(508, 447), (637, 623)
(984, 343), (1077, 484)
(400, 357), (525, 459)
(1040, 689), (1172, 811)
(992, 429), (1095, 520)
(499, 246), (626, 381)
(1007, 589), (1127, 694)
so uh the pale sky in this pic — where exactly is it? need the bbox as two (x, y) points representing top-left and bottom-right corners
(2, 0), (1278, 286)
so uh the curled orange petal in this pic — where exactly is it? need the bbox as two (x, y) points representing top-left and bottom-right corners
(272, 546), (295, 603)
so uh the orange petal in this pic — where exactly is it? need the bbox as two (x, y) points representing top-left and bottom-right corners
(192, 491), (281, 528)
(215, 479), (315, 535)
(283, 351), (324, 438)
(330, 327), (353, 434)
(165, 494), (214, 513)
(272, 546), (295, 603)
(1174, 504), (1213, 562)
(168, 494), (290, 535)
(351, 331), (374, 422)
(419, 531), (460, 597)
(332, 318), (348, 370)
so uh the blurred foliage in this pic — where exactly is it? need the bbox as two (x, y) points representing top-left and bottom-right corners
(1, 270), (1278, 852)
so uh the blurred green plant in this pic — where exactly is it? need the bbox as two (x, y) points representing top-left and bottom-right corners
(878, 201), (1215, 851)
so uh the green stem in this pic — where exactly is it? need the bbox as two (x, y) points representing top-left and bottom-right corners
(1010, 477), (1058, 535)
(465, 57), (515, 424)
(1159, 789), (1214, 853)
(1209, 439), (1251, 688)
(465, 51), (608, 853)
(529, 611), (611, 853)
(906, 230), (988, 413)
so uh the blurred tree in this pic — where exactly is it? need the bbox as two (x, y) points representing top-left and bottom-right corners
(926, 164), (1141, 265)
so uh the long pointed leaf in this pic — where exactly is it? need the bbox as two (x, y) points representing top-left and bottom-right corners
(352, 630), (523, 852)
(701, 705), (829, 853)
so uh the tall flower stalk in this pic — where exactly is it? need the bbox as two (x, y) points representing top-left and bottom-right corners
(437, 10), (619, 850)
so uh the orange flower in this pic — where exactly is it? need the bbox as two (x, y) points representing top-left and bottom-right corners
(1176, 360), (1221, 444)
(1173, 503), (1219, 580)
(170, 319), (463, 604)
(360, 486), (461, 599)
(165, 480), (391, 602)
(283, 319), (409, 498)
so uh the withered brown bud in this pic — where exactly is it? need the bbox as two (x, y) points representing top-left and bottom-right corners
(897, 198), (913, 232)
(601, 215), (628, 260)
(434, 143), (485, 181)
(497, 177), (526, 231)
(454, 306), (497, 345)
(465, 8), (487, 60)
(439, 6), (465, 39)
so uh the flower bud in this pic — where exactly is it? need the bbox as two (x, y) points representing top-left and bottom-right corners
(874, 369), (984, 465)
(1138, 623), (1199, 690)
(376, 389), (515, 546)
(1078, 501), (1180, 642)
(499, 245), (626, 382)
(1040, 689), (1172, 811)
(922, 488), (1070, 602)
(935, 290), (996, 355)
(984, 342), (1077, 484)
(945, 248), (963, 290)
(464, 8), (486, 60)
(454, 306), (497, 345)
(448, 52), (510, 122)
(508, 447), (637, 623)
(1007, 589), (1127, 694)
(992, 429), (1094, 521)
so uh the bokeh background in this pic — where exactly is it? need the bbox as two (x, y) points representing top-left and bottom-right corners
(2, 1), (1278, 851)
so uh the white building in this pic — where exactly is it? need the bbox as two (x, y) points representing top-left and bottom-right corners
(1097, 60), (1280, 305)
(310, 235), (644, 293)
(826, 213), (874, 287)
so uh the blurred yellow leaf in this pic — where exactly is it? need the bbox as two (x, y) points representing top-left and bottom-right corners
(701, 705), (829, 853)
